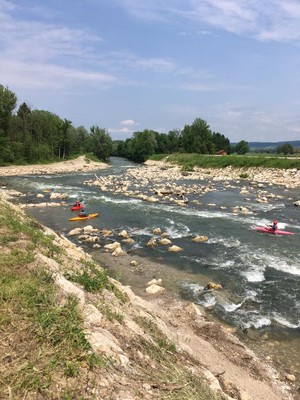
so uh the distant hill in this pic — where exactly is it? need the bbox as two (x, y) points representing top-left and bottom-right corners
(232, 140), (300, 149)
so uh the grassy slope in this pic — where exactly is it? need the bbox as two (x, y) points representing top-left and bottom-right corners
(0, 199), (225, 400)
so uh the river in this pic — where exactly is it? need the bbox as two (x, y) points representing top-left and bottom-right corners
(4, 156), (300, 379)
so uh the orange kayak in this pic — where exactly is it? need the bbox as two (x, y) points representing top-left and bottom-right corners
(69, 213), (99, 221)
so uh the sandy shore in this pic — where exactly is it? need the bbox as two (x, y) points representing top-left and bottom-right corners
(0, 155), (109, 177)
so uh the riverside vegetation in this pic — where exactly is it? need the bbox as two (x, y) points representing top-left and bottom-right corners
(150, 153), (300, 171)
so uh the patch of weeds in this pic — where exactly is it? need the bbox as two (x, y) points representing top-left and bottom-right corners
(103, 305), (124, 323)
(157, 338), (176, 353)
(239, 172), (249, 179)
(0, 247), (35, 267)
(131, 336), (224, 400)
(0, 268), (106, 398)
(0, 234), (19, 244)
(135, 315), (176, 354)
(0, 204), (61, 257)
(69, 260), (127, 303)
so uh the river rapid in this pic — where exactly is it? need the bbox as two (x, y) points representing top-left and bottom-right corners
(4, 157), (300, 379)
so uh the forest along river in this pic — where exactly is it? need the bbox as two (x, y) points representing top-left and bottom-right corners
(4, 157), (300, 379)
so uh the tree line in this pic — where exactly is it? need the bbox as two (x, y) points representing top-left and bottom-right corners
(0, 85), (112, 164)
(1, 84), (296, 165)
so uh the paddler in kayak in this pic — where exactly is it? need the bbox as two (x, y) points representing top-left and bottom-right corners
(73, 200), (82, 208)
(78, 209), (88, 218)
(270, 220), (278, 231)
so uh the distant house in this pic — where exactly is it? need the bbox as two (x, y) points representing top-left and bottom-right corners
(216, 150), (227, 156)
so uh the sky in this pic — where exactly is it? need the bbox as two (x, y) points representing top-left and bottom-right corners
(1, 0), (300, 142)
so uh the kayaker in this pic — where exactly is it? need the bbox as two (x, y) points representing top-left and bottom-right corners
(79, 209), (88, 217)
(271, 220), (278, 231)
(74, 200), (81, 207)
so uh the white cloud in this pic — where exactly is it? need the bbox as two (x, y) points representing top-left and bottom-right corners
(0, 59), (115, 89)
(120, 119), (138, 126)
(112, 0), (300, 42)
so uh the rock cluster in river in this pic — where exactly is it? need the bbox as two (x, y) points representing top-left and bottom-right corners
(82, 160), (299, 214)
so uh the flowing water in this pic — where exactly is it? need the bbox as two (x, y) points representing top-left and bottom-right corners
(4, 157), (300, 378)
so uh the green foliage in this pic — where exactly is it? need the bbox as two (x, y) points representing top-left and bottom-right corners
(180, 118), (215, 154)
(276, 143), (294, 155)
(0, 84), (17, 136)
(239, 172), (249, 178)
(149, 153), (169, 161)
(166, 153), (300, 169)
(127, 129), (158, 162)
(90, 125), (112, 161)
(234, 140), (250, 154)
(66, 261), (126, 302)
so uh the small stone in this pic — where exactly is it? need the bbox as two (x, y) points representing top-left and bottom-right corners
(285, 374), (296, 382)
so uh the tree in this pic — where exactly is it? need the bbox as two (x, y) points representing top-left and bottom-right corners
(58, 119), (72, 159)
(212, 132), (231, 154)
(234, 140), (249, 155)
(0, 84), (17, 137)
(127, 130), (157, 162)
(276, 143), (294, 155)
(90, 126), (112, 161)
(167, 129), (180, 153)
(154, 132), (169, 154)
(17, 102), (31, 135)
(180, 118), (214, 154)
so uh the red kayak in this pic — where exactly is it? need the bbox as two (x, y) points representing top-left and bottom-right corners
(255, 227), (295, 235)
(71, 204), (84, 211)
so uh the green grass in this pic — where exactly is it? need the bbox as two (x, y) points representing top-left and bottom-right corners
(0, 201), (106, 398)
(150, 153), (300, 170)
(0, 266), (106, 398)
(65, 259), (127, 303)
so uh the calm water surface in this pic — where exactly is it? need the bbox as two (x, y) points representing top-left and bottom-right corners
(4, 157), (300, 377)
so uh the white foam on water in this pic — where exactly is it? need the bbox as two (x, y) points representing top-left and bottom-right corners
(207, 236), (241, 248)
(265, 255), (300, 276)
(164, 221), (191, 239)
(273, 314), (300, 329)
(196, 293), (216, 308)
(181, 282), (205, 295)
(221, 301), (244, 312)
(242, 268), (265, 282)
(91, 194), (142, 205)
(242, 315), (272, 330)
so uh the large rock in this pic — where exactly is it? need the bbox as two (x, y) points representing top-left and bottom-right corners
(159, 238), (172, 245)
(192, 235), (208, 243)
(119, 229), (129, 238)
(104, 242), (121, 251)
(168, 245), (182, 252)
(68, 228), (82, 236)
(207, 282), (223, 290)
(112, 247), (126, 257)
(147, 237), (157, 248)
(145, 284), (165, 294)
(50, 192), (67, 199)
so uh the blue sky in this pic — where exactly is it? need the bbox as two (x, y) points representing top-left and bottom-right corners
(1, 0), (300, 142)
